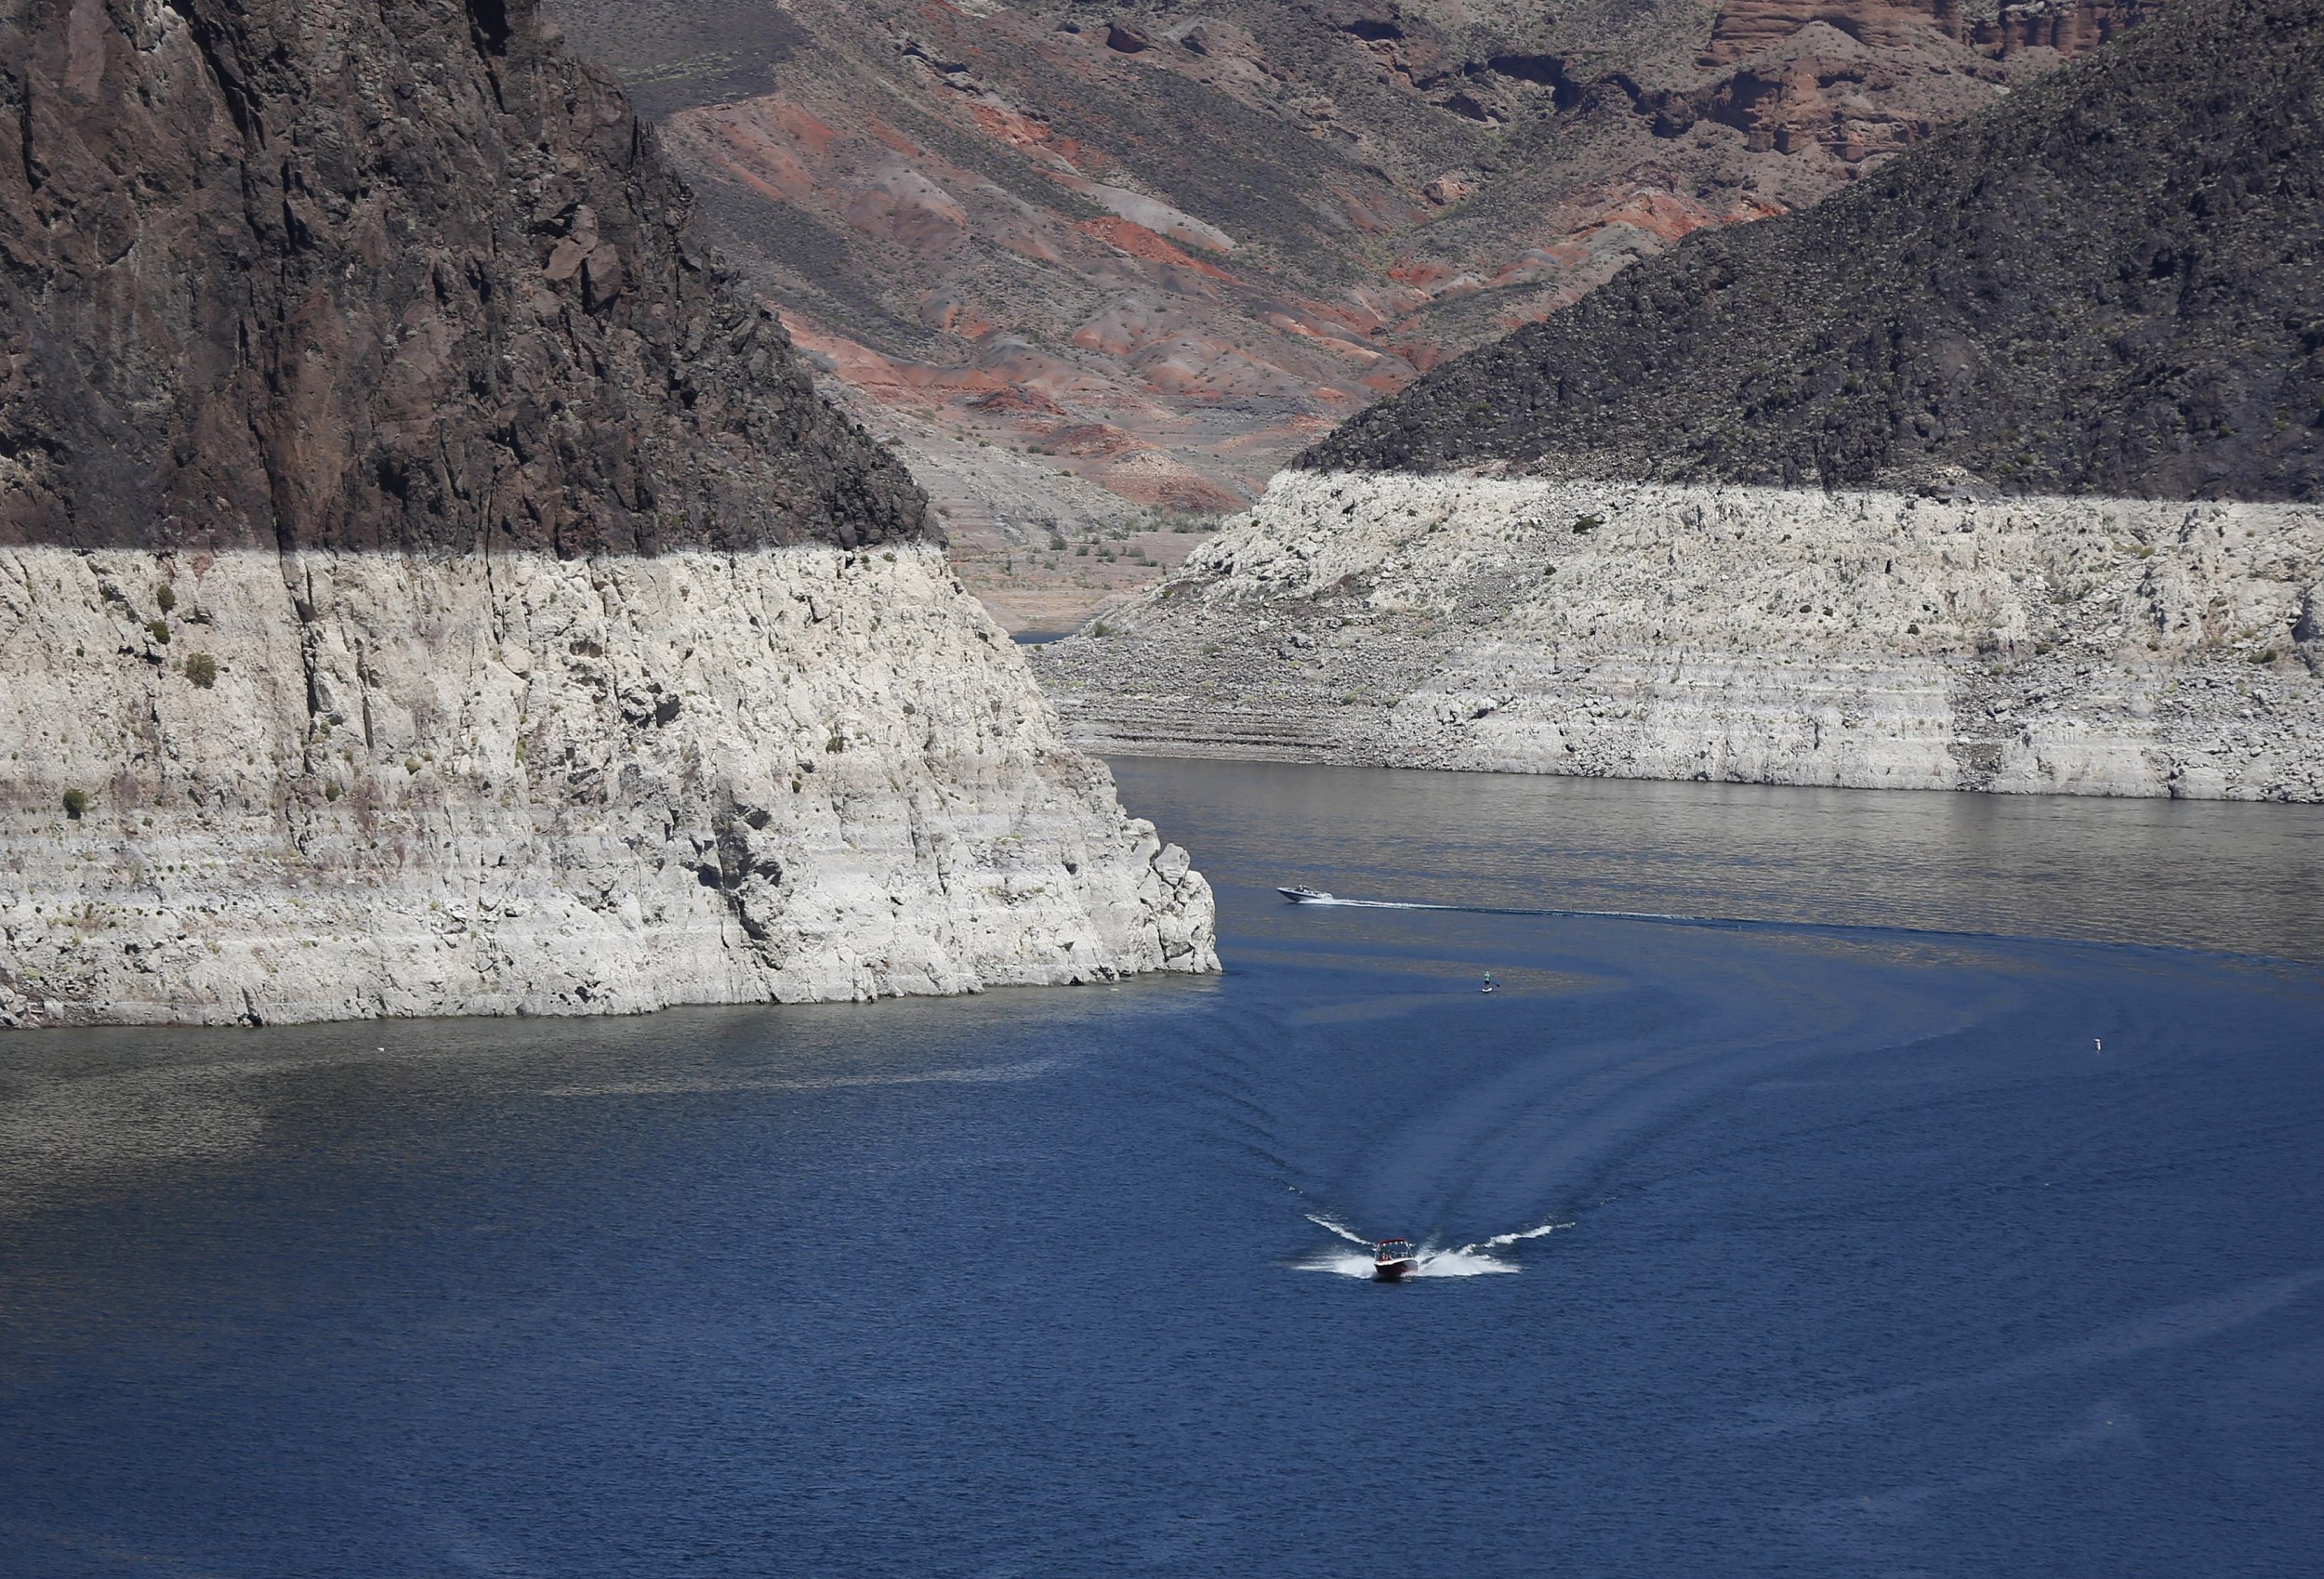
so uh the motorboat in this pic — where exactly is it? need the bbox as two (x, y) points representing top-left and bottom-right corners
(1277, 885), (1333, 903)
(1373, 1238), (1419, 1282)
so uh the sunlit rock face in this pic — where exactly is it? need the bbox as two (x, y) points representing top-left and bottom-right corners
(1034, 471), (2324, 800)
(0, 544), (1214, 1027)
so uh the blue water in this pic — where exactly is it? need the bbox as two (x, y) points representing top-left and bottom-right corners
(3, 762), (2320, 1576)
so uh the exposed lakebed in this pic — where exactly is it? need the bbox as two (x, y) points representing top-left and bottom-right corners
(3, 762), (2318, 1575)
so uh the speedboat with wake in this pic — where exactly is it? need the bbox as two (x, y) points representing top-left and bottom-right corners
(1277, 885), (1333, 903)
(1373, 1238), (1419, 1282)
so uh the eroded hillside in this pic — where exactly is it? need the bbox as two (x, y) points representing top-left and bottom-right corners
(1306, 0), (2320, 500)
(545, 0), (2149, 625)
(1034, 0), (2324, 800)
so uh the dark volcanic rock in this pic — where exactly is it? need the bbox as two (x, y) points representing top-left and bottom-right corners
(1303, 0), (2324, 502)
(0, 0), (929, 555)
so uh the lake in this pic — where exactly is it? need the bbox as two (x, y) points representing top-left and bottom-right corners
(3, 761), (2319, 1576)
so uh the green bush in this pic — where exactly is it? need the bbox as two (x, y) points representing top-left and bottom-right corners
(60, 788), (87, 820)
(146, 619), (170, 645)
(184, 652), (218, 689)
(1570, 513), (1604, 533)
(155, 586), (176, 613)
(1091, 621), (1116, 638)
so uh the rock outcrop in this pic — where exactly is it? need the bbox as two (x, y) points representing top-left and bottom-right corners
(1034, 472), (2324, 798)
(1701, 0), (2159, 66)
(1305, 0), (2324, 502)
(0, 0), (1215, 1025)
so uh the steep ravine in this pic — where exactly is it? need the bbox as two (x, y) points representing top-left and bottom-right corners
(0, 0), (1214, 1025)
(1034, 472), (2324, 799)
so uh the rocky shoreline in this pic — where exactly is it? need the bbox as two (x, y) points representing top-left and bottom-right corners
(1033, 471), (2324, 799)
(0, 544), (1214, 1028)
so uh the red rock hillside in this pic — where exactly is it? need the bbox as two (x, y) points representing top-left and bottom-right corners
(545, 0), (2159, 625)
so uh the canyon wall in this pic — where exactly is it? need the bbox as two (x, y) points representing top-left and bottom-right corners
(0, 0), (1214, 1026)
(1034, 471), (2324, 799)
(2, 543), (1211, 1027)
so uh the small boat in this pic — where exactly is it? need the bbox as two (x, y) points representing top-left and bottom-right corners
(1373, 1238), (1419, 1282)
(1277, 885), (1334, 903)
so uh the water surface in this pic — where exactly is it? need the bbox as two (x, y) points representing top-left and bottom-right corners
(2, 762), (2318, 1576)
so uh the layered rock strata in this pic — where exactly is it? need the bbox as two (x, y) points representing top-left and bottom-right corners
(1034, 471), (2324, 799)
(1, 543), (1214, 1027)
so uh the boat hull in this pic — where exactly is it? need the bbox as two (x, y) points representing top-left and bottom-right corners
(1374, 1259), (1419, 1282)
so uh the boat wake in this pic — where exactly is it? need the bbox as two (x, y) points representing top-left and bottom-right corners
(1287, 892), (1723, 926)
(1276, 886), (2159, 954)
(1297, 1212), (1572, 1278)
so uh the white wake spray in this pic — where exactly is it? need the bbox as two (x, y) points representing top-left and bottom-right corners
(1304, 1212), (1374, 1246)
(1294, 1215), (1573, 1278)
(1462, 1222), (1573, 1252)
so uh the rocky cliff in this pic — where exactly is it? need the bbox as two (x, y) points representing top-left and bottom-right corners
(1035, 471), (2324, 798)
(1304, 0), (2323, 502)
(0, 0), (1215, 1026)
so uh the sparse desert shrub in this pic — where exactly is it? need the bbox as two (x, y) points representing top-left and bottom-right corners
(1091, 622), (1116, 638)
(60, 788), (87, 820)
(324, 781), (343, 802)
(146, 619), (169, 645)
(155, 586), (176, 613)
(825, 733), (846, 753)
(1570, 513), (1603, 533)
(403, 757), (422, 774)
(184, 652), (218, 689)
